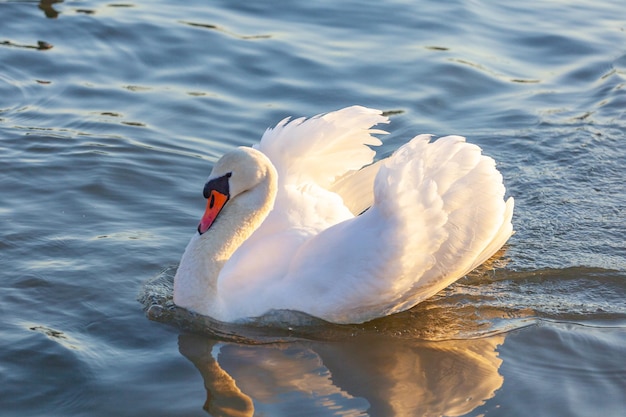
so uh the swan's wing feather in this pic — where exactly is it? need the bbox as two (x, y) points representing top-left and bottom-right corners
(281, 135), (513, 323)
(378, 135), (514, 314)
(254, 106), (388, 188)
(328, 159), (384, 215)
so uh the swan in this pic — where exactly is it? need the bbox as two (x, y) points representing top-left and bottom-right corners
(173, 106), (514, 324)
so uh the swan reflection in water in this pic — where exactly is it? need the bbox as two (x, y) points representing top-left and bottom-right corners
(179, 332), (504, 417)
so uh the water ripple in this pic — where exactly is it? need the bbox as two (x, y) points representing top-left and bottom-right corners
(140, 262), (626, 344)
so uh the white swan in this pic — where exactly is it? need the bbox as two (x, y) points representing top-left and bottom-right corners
(174, 106), (514, 324)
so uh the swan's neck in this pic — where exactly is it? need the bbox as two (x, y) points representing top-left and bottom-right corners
(173, 172), (276, 319)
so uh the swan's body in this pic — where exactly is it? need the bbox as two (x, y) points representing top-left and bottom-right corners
(174, 106), (514, 324)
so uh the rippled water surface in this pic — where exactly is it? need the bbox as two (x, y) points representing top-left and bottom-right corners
(1, 1), (625, 416)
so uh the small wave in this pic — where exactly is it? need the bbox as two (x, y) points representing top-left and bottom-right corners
(139, 265), (626, 343)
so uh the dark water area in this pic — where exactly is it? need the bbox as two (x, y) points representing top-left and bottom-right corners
(1, 1), (625, 416)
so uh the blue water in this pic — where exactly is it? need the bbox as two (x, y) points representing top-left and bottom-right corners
(1, 1), (625, 416)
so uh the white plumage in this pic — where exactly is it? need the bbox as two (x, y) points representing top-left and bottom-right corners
(173, 106), (514, 324)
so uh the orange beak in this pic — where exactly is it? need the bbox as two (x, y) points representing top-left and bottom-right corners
(198, 190), (229, 234)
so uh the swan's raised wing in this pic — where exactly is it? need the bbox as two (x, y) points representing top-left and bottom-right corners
(281, 135), (514, 324)
(255, 105), (388, 190)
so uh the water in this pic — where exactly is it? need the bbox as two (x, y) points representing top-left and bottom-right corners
(1, 0), (625, 416)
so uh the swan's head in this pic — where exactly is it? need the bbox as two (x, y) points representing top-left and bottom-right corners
(198, 147), (275, 234)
